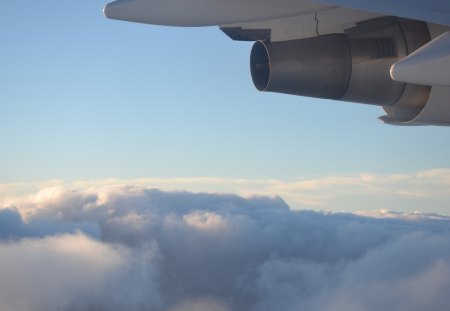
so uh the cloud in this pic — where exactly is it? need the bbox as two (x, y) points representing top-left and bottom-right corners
(0, 233), (124, 311)
(0, 206), (99, 240)
(168, 298), (230, 311)
(2, 168), (450, 213)
(1, 185), (450, 310)
(319, 233), (450, 311)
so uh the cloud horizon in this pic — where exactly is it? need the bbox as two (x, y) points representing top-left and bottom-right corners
(1, 168), (450, 215)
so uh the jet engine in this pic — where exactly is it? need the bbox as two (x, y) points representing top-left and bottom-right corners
(250, 17), (432, 123)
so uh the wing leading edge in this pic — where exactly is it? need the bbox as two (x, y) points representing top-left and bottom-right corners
(103, 0), (334, 27)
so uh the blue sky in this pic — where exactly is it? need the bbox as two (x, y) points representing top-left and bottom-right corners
(1, 0), (450, 213)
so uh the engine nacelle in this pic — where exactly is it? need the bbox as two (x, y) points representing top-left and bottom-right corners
(250, 17), (432, 122)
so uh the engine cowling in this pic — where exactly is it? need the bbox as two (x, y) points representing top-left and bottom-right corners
(250, 17), (432, 123)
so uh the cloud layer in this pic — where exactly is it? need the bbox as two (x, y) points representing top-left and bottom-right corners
(2, 168), (450, 213)
(1, 185), (450, 311)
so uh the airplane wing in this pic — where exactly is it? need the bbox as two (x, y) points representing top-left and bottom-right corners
(104, 0), (450, 126)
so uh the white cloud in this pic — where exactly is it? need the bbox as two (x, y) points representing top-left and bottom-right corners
(0, 233), (124, 311)
(2, 168), (450, 213)
(183, 211), (230, 231)
(0, 185), (450, 310)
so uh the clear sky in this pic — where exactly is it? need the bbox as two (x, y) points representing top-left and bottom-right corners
(1, 0), (450, 213)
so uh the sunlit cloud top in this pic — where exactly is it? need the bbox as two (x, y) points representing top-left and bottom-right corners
(2, 168), (450, 214)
